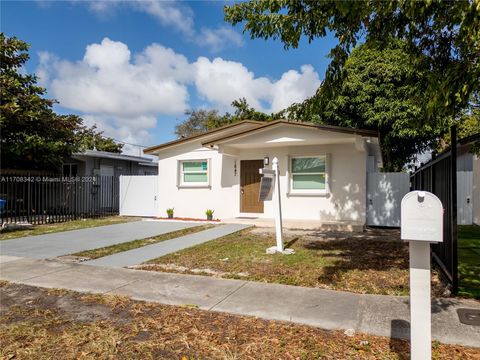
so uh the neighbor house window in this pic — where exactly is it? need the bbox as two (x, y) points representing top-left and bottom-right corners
(290, 156), (327, 193)
(180, 160), (209, 186)
(62, 164), (78, 177)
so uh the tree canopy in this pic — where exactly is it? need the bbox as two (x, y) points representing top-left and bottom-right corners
(282, 39), (450, 171)
(438, 93), (480, 152)
(175, 98), (278, 138)
(0, 33), (122, 171)
(225, 1), (480, 120)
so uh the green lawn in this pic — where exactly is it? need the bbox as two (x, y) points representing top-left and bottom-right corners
(73, 225), (214, 260)
(0, 216), (139, 240)
(458, 225), (480, 298)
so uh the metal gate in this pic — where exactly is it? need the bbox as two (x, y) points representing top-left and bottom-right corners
(119, 175), (158, 217)
(367, 172), (410, 227)
(410, 126), (458, 293)
(457, 171), (473, 225)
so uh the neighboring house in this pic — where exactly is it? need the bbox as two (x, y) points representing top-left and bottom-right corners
(473, 154), (480, 226)
(413, 133), (480, 226)
(144, 120), (382, 227)
(62, 150), (158, 177)
(456, 134), (480, 225)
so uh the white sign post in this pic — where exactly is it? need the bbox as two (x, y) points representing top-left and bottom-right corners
(259, 157), (291, 254)
(272, 157), (284, 252)
(401, 191), (443, 360)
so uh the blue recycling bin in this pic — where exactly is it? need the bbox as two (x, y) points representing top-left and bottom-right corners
(0, 199), (5, 215)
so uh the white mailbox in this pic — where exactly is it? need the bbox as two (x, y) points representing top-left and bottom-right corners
(401, 191), (443, 243)
(401, 190), (444, 360)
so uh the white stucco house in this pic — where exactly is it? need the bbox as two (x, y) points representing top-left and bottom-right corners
(144, 120), (382, 228)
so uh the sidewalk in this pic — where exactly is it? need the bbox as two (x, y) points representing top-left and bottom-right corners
(85, 224), (250, 267)
(1, 255), (479, 348)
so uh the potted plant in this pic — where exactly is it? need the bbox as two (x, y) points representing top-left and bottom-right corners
(205, 209), (214, 221)
(166, 208), (174, 219)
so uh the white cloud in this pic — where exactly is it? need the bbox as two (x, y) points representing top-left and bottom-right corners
(37, 38), (191, 152)
(270, 65), (321, 112)
(82, 114), (156, 155)
(38, 38), (320, 151)
(86, 0), (116, 14)
(193, 57), (271, 111)
(72, 0), (242, 52)
(193, 58), (321, 113)
(133, 1), (194, 36)
(197, 26), (244, 53)
(74, 1), (194, 35)
(40, 38), (189, 117)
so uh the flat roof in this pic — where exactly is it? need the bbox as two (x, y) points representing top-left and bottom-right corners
(73, 150), (156, 164)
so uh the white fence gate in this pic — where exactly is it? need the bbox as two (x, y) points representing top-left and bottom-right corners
(457, 171), (473, 225)
(119, 176), (158, 217)
(367, 172), (410, 227)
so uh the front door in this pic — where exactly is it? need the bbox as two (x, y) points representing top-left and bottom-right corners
(240, 160), (264, 213)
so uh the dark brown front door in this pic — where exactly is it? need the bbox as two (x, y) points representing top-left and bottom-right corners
(240, 160), (264, 213)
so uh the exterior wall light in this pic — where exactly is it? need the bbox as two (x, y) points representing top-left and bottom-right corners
(264, 156), (269, 166)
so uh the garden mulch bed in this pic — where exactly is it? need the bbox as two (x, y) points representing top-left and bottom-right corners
(137, 227), (445, 297)
(1, 282), (478, 360)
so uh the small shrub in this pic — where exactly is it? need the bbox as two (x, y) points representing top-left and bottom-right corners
(205, 209), (214, 220)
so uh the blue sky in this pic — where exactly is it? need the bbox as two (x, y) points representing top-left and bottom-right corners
(2, 1), (338, 153)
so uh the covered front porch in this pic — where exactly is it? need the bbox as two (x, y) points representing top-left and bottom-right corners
(206, 121), (380, 223)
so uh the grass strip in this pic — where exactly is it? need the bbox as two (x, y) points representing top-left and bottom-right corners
(73, 224), (214, 260)
(458, 225), (480, 299)
(0, 216), (138, 241)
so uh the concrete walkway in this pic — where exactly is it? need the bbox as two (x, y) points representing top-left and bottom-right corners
(1, 256), (478, 348)
(0, 220), (198, 259)
(85, 224), (250, 267)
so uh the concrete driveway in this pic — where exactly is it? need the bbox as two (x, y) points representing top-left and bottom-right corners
(0, 220), (198, 259)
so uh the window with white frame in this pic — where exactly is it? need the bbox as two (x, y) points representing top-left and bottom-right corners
(179, 160), (209, 186)
(290, 156), (327, 193)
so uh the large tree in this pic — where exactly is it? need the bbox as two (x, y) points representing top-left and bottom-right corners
(225, 1), (479, 120)
(0, 34), (121, 171)
(438, 93), (480, 152)
(175, 98), (277, 138)
(174, 109), (223, 138)
(282, 39), (449, 170)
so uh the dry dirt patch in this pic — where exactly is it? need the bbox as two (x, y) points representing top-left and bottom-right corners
(1, 282), (478, 359)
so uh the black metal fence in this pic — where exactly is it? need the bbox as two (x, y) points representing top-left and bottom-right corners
(410, 127), (458, 293)
(0, 175), (119, 225)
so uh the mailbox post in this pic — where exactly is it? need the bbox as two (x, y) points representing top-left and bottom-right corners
(401, 191), (443, 360)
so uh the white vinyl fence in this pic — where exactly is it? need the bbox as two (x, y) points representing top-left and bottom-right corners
(119, 176), (158, 217)
(457, 171), (473, 225)
(367, 172), (410, 227)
